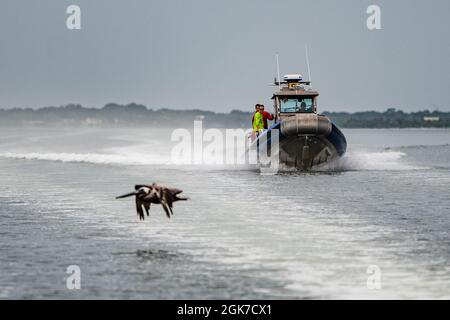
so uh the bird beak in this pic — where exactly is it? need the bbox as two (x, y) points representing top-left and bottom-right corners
(115, 191), (138, 199)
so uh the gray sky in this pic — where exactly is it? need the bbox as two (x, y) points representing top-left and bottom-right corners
(0, 0), (449, 112)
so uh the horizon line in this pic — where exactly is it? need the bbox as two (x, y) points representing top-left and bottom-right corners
(0, 104), (449, 114)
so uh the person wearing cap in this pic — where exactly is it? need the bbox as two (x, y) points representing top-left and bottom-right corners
(258, 104), (274, 129)
(252, 106), (264, 134)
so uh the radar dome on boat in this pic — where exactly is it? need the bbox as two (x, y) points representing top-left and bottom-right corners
(283, 74), (303, 82)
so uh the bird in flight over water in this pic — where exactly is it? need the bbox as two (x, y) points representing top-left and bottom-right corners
(116, 183), (188, 220)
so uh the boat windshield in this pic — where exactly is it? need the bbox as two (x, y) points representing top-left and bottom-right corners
(280, 97), (314, 113)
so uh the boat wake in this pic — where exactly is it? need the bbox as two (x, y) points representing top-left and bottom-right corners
(0, 151), (170, 166)
(0, 148), (427, 172)
(317, 149), (426, 172)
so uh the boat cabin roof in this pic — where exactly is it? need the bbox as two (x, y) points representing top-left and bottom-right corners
(272, 87), (319, 99)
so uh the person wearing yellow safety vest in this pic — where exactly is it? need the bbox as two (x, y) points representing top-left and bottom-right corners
(252, 106), (264, 135)
(251, 105), (264, 162)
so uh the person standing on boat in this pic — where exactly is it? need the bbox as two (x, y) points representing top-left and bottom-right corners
(252, 106), (264, 135)
(258, 104), (274, 129)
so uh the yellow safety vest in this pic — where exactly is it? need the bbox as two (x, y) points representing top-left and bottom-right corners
(253, 112), (264, 132)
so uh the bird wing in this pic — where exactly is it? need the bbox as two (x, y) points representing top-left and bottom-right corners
(135, 198), (145, 220)
(143, 202), (151, 217)
(153, 187), (172, 218)
(161, 188), (174, 216)
(168, 188), (183, 196)
(161, 202), (171, 219)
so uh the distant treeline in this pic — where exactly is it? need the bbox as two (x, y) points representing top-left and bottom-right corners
(323, 108), (450, 128)
(0, 104), (449, 128)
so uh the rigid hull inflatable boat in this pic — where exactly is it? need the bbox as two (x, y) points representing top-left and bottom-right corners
(251, 74), (347, 170)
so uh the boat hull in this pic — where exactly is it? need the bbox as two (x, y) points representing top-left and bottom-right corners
(251, 120), (347, 171)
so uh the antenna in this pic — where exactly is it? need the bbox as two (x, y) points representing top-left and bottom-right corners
(305, 45), (312, 88)
(276, 53), (281, 90)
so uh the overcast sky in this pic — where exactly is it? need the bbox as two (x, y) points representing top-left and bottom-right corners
(0, 0), (449, 112)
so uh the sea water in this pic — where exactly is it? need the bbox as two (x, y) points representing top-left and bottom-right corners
(0, 127), (449, 299)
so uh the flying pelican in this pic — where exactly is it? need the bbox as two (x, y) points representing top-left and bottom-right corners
(116, 183), (188, 220)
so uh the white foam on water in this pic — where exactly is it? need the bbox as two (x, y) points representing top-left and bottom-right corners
(318, 150), (426, 172)
(0, 152), (170, 166)
(0, 150), (254, 170)
(0, 148), (426, 172)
